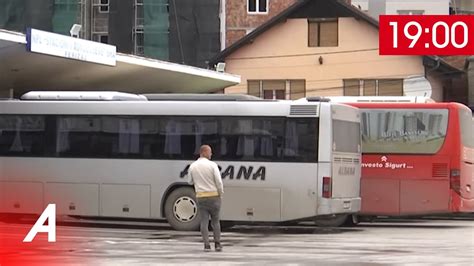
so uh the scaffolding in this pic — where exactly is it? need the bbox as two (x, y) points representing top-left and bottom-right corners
(78, 0), (108, 42)
(0, 0), (219, 67)
(91, 0), (109, 43)
(0, 0), (73, 34)
(78, 0), (89, 39)
(133, 0), (145, 55)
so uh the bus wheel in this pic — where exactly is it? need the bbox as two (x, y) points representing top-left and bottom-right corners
(221, 221), (235, 230)
(314, 214), (350, 227)
(164, 187), (200, 231)
(342, 214), (359, 227)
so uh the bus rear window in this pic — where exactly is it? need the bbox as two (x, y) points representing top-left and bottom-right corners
(333, 120), (360, 153)
(361, 109), (448, 154)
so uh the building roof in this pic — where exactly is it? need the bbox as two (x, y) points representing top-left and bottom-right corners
(423, 56), (465, 74)
(0, 29), (240, 95)
(210, 0), (464, 78)
(209, 0), (379, 66)
(439, 56), (469, 71)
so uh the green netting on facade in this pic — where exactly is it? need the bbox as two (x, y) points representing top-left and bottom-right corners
(0, 0), (25, 32)
(52, 0), (78, 36)
(144, 0), (169, 61)
(0, 0), (75, 34)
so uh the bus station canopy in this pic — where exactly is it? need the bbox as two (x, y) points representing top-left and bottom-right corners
(0, 30), (240, 96)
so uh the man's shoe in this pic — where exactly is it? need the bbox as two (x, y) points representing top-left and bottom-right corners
(204, 244), (211, 252)
(215, 242), (222, 252)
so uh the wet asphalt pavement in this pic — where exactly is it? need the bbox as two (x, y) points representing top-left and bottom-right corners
(0, 217), (473, 265)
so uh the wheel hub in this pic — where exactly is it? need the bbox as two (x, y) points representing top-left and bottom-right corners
(173, 196), (197, 222)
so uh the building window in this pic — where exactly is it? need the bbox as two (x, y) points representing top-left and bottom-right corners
(289, 80), (305, 100)
(99, 35), (108, 44)
(397, 10), (424, 15)
(248, 0), (268, 14)
(99, 0), (109, 13)
(363, 79), (376, 96)
(248, 80), (306, 99)
(263, 90), (285, 99)
(94, 34), (108, 44)
(378, 79), (403, 96)
(263, 80), (286, 99)
(343, 80), (361, 96)
(308, 19), (338, 47)
(343, 79), (403, 96)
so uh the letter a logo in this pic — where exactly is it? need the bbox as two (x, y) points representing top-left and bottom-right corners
(23, 204), (56, 242)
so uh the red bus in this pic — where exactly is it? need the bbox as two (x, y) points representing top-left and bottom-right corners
(346, 102), (474, 218)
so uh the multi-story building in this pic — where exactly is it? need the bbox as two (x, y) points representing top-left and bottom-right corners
(367, 0), (449, 18)
(351, 0), (474, 16)
(224, 0), (355, 48)
(224, 0), (298, 48)
(454, 0), (474, 106)
(210, 0), (441, 100)
(0, 0), (221, 68)
(1, 0), (356, 67)
(353, 0), (452, 15)
(451, 0), (474, 14)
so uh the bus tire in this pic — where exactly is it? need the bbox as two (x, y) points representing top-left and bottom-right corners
(221, 221), (235, 230)
(164, 187), (200, 231)
(314, 214), (350, 227)
(342, 214), (359, 227)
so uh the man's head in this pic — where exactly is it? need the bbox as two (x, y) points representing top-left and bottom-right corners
(199, 145), (212, 159)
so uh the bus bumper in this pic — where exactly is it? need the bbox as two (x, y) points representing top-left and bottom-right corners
(459, 197), (474, 212)
(317, 197), (361, 215)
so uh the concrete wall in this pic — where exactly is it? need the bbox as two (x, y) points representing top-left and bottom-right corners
(452, 0), (474, 13)
(352, 0), (369, 11)
(368, 0), (386, 19)
(368, 0), (449, 18)
(385, 0), (449, 14)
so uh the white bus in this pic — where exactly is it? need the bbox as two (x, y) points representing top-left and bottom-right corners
(0, 91), (361, 230)
(323, 96), (435, 103)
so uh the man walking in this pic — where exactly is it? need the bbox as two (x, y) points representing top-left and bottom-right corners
(188, 145), (224, 252)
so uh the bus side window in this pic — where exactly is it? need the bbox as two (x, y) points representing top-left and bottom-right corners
(0, 115), (46, 156)
(219, 117), (285, 162)
(284, 118), (318, 162)
(193, 119), (219, 158)
(139, 117), (163, 159)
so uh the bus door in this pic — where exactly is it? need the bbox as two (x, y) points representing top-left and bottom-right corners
(458, 107), (474, 209)
(330, 112), (361, 203)
(331, 122), (360, 200)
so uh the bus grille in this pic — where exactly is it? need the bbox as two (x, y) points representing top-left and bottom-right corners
(290, 105), (318, 116)
(334, 157), (359, 163)
(432, 163), (448, 178)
